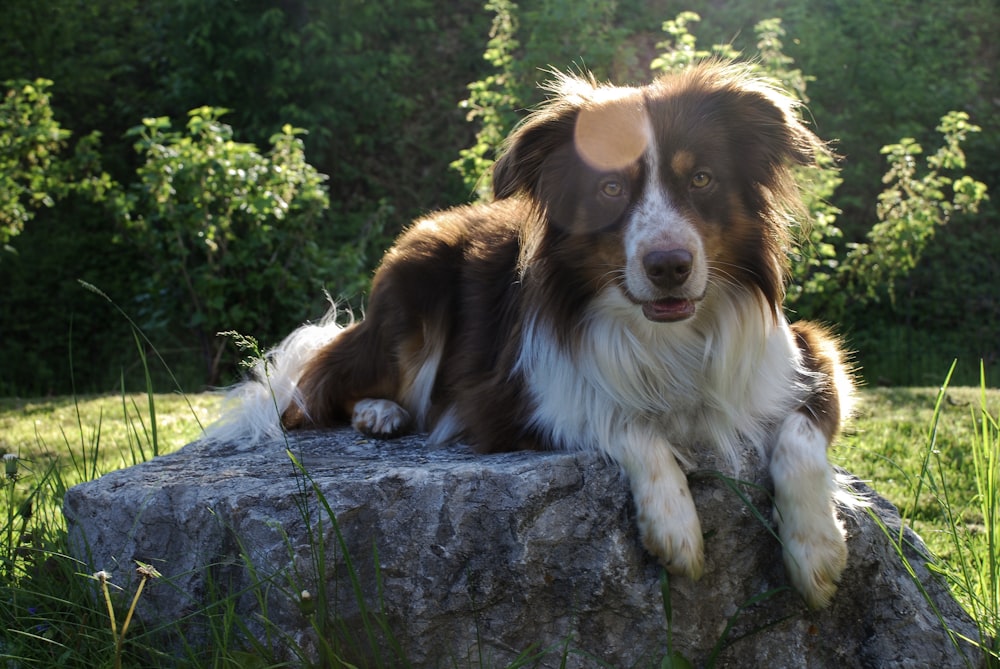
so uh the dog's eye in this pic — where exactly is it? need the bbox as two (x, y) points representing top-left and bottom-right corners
(691, 171), (712, 189)
(600, 179), (624, 198)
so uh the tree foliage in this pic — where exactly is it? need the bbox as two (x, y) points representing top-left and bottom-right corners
(451, 0), (523, 199)
(116, 108), (334, 384)
(0, 79), (113, 248)
(844, 111), (988, 303)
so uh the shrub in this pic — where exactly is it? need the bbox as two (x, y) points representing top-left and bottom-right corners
(0, 79), (114, 248)
(116, 107), (334, 384)
(844, 111), (989, 303)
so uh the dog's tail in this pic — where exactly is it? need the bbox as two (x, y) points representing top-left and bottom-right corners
(202, 315), (346, 445)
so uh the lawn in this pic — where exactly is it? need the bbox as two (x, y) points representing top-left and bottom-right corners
(0, 380), (997, 665)
(0, 393), (220, 475)
(835, 384), (999, 559)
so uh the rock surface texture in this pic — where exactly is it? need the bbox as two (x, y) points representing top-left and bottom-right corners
(64, 430), (982, 667)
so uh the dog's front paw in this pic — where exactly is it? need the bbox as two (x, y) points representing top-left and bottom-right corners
(777, 506), (847, 609)
(351, 398), (411, 437)
(636, 489), (705, 581)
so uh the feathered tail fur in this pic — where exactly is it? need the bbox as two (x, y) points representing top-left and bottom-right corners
(203, 315), (346, 445)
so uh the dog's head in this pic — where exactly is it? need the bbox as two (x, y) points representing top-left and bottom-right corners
(493, 62), (827, 322)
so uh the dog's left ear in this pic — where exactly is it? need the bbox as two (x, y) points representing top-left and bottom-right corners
(713, 74), (829, 178)
(491, 98), (580, 201)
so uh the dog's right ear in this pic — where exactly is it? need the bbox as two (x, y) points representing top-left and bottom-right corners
(491, 98), (580, 201)
(492, 74), (649, 203)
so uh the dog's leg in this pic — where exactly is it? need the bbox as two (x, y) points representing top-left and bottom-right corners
(611, 427), (704, 580)
(281, 318), (410, 434)
(770, 410), (847, 609)
(773, 321), (852, 608)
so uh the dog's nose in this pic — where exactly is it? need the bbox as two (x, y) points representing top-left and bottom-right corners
(643, 249), (693, 289)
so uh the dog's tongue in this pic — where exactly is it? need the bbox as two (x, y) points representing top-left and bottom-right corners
(642, 298), (696, 322)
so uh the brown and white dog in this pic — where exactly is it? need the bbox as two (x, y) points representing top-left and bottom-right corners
(208, 62), (854, 609)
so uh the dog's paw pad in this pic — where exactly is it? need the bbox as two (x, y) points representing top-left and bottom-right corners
(352, 399), (411, 437)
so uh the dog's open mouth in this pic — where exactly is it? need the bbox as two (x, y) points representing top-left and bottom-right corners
(642, 298), (697, 322)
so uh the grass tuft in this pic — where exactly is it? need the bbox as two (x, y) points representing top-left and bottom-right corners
(851, 362), (1000, 666)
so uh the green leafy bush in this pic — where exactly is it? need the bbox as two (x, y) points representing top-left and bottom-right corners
(844, 112), (988, 302)
(0, 79), (114, 248)
(117, 108), (334, 384)
(451, 0), (524, 199)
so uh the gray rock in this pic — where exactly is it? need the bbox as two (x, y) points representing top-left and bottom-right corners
(64, 430), (983, 667)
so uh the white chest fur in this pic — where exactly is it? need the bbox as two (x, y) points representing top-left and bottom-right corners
(517, 287), (807, 472)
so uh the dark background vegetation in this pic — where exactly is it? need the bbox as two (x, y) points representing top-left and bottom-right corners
(1, 0), (997, 395)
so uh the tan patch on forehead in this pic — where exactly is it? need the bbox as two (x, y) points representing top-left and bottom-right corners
(670, 150), (695, 176)
(574, 95), (648, 171)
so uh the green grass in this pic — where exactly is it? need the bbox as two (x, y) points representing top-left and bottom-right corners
(0, 393), (219, 474)
(835, 376), (1000, 664)
(0, 393), (223, 667)
(0, 381), (998, 666)
(833, 384), (999, 563)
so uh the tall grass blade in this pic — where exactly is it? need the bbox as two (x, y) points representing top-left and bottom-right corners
(970, 361), (1000, 662)
(866, 505), (974, 666)
(902, 359), (957, 542)
(133, 329), (160, 458)
(704, 587), (793, 666)
(866, 361), (997, 668)
(66, 314), (103, 482)
(78, 280), (205, 432)
(285, 448), (411, 666)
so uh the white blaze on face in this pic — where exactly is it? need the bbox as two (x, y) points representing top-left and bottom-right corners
(623, 120), (708, 304)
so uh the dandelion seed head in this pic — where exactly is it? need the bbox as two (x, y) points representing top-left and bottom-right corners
(3, 453), (18, 479)
(298, 589), (316, 615)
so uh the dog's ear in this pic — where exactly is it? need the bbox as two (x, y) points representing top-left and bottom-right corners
(736, 82), (833, 230)
(700, 65), (831, 184)
(653, 63), (832, 222)
(728, 85), (826, 175)
(493, 74), (649, 210)
(491, 98), (580, 201)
